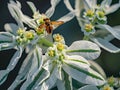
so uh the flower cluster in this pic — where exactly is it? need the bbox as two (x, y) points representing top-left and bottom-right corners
(64, 0), (120, 53)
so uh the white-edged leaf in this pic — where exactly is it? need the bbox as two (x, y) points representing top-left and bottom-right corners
(8, 2), (24, 28)
(75, 0), (85, 28)
(84, 0), (97, 9)
(101, 0), (112, 8)
(21, 15), (37, 28)
(8, 1), (37, 28)
(45, 0), (61, 18)
(91, 37), (120, 53)
(39, 82), (48, 90)
(8, 52), (34, 90)
(27, 1), (37, 13)
(88, 60), (106, 79)
(9, 0), (21, 8)
(4, 23), (18, 35)
(97, 24), (120, 40)
(67, 40), (101, 60)
(21, 60), (52, 90)
(63, 0), (74, 11)
(57, 11), (75, 23)
(0, 46), (23, 85)
(20, 67), (50, 90)
(7, 46), (23, 70)
(63, 62), (106, 86)
(78, 85), (98, 90)
(0, 32), (14, 43)
(29, 46), (43, 76)
(0, 43), (15, 51)
(65, 55), (90, 67)
(34, 65), (58, 90)
(11, 46), (42, 90)
(56, 70), (73, 90)
(8, 50), (34, 90)
(106, 3), (120, 14)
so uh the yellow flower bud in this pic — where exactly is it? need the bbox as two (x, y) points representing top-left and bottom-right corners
(57, 43), (64, 51)
(25, 31), (34, 40)
(17, 28), (25, 35)
(97, 11), (105, 18)
(85, 24), (93, 32)
(36, 28), (44, 35)
(86, 10), (94, 17)
(53, 34), (63, 42)
(107, 76), (115, 86)
(48, 50), (55, 57)
(102, 85), (112, 90)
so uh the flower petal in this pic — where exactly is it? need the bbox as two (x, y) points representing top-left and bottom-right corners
(67, 40), (101, 60)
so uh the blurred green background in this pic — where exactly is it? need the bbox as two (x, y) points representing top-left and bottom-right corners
(0, 0), (120, 89)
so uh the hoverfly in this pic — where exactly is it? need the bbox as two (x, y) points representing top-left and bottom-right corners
(38, 18), (64, 34)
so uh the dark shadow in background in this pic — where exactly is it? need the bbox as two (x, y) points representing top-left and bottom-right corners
(0, 0), (120, 89)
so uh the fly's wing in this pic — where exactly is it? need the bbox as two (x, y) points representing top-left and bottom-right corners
(51, 21), (64, 27)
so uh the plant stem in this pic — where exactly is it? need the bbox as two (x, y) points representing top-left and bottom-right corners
(38, 38), (53, 47)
